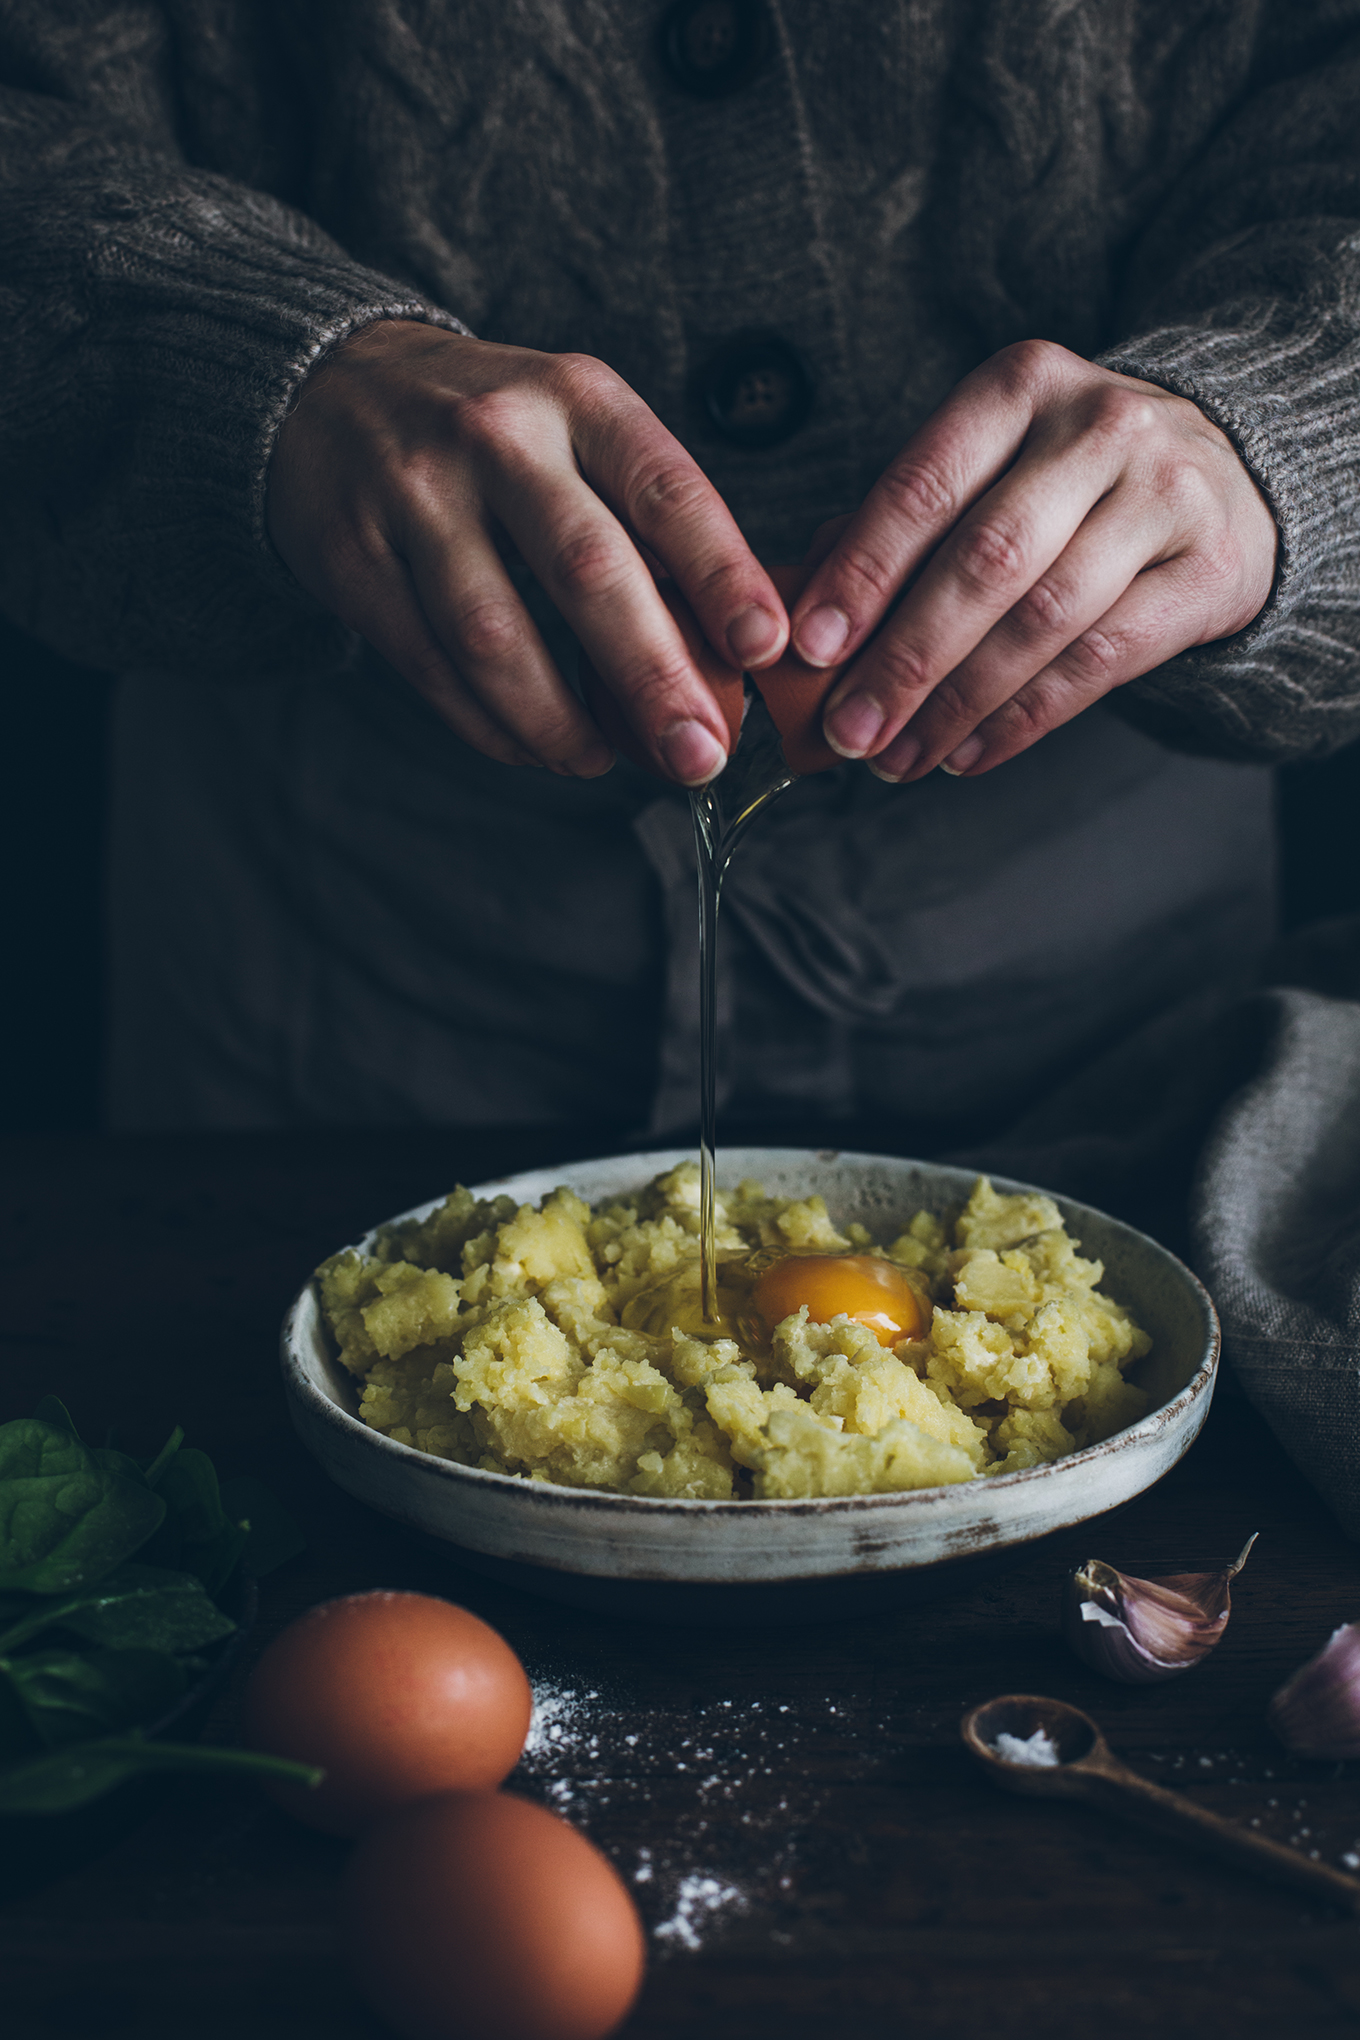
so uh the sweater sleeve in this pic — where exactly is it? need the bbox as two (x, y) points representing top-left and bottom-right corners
(1097, 11), (1360, 764)
(0, 9), (466, 680)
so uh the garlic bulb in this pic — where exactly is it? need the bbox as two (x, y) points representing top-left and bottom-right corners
(1063, 1535), (1257, 1685)
(1268, 1624), (1360, 1759)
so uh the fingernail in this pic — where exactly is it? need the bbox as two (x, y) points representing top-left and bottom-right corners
(868, 735), (920, 784)
(796, 605), (850, 667)
(727, 604), (781, 665)
(942, 735), (984, 775)
(824, 693), (886, 759)
(659, 718), (728, 785)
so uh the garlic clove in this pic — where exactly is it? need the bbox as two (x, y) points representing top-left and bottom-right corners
(1063, 1534), (1258, 1685)
(1268, 1623), (1360, 1759)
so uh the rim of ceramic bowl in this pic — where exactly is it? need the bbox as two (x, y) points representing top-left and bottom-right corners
(282, 1146), (1220, 1519)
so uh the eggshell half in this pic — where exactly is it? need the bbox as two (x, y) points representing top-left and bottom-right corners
(748, 563), (845, 775)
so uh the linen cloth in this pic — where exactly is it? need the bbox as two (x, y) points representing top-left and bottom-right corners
(964, 919), (1360, 1540)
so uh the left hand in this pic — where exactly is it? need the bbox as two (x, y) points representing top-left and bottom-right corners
(789, 340), (1278, 780)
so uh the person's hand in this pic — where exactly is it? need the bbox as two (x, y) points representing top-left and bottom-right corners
(265, 320), (788, 782)
(788, 341), (1278, 781)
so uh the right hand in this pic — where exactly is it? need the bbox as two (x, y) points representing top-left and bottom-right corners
(265, 320), (788, 782)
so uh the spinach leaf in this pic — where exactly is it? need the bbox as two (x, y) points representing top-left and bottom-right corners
(140, 1425), (185, 1489)
(0, 1738), (323, 1814)
(0, 1420), (165, 1594)
(0, 1665), (40, 1761)
(0, 1564), (235, 1657)
(218, 1477), (307, 1578)
(0, 1404), (311, 1817)
(29, 1398), (81, 1440)
(136, 1449), (248, 1595)
(2, 1647), (186, 1748)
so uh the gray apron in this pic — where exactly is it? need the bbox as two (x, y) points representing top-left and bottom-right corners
(106, 638), (1274, 1137)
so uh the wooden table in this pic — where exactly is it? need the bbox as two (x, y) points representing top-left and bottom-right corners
(5, 1129), (1360, 2039)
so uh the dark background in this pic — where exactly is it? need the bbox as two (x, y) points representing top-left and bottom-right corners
(3, 607), (1358, 1138)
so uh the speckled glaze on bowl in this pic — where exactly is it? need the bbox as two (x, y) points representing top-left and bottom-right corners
(281, 1150), (1219, 1621)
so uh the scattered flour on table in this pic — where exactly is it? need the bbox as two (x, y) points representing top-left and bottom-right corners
(653, 1873), (750, 1951)
(523, 1683), (601, 1766)
(515, 1673), (855, 1952)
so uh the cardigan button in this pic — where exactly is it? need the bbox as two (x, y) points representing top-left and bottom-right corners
(698, 334), (813, 449)
(659, 0), (769, 98)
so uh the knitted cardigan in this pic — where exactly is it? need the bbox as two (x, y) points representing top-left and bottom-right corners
(1, 0), (1359, 762)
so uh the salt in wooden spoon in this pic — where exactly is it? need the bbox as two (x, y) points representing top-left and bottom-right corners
(961, 1693), (1360, 1911)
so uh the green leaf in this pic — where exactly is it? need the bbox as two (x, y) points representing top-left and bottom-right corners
(0, 1664), (41, 1761)
(0, 1420), (166, 1593)
(29, 1398), (81, 1441)
(218, 1477), (307, 1578)
(0, 1738), (324, 1814)
(2, 1647), (186, 1748)
(137, 1450), (248, 1595)
(0, 1563), (236, 1657)
(140, 1426), (185, 1490)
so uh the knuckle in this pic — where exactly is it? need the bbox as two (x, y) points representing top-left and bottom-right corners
(1012, 573), (1073, 637)
(609, 653), (700, 723)
(402, 641), (459, 696)
(1058, 625), (1123, 687)
(879, 457), (956, 529)
(1198, 528), (1243, 590)
(1091, 383), (1162, 446)
(551, 526), (631, 602)
(954, 517), (1029, 594)
(993, 679), (1061, 749)
(871, 633), (936, 700)
(441, 385), (529, 455)
(545, 350), (619, 411)
(529, 703), (590, 760)
(449, 594), (525, 666)
(626, 456), (708, 529)
(992, 336), (1070, 394)
(1158, 453), (1215, 524)
(824, 538), (904, 611)
(926, 672), (976, 729)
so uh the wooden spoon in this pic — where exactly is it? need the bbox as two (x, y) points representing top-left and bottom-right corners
(961, 1693), (1360, 1912)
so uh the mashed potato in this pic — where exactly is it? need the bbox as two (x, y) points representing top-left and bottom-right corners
(316, 1167), (1150, 1501)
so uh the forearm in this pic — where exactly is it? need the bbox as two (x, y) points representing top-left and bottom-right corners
(1099, 16), (1360, 762)
(0, 21), (464, 678)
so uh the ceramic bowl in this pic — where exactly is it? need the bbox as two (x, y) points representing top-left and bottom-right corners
(281, 1149), (1219, 1622)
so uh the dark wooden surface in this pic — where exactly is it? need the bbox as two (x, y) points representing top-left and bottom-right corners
(5, 1129), (1360, 2039)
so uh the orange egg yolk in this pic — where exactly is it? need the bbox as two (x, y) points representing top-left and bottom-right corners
(750, 1253), (926, 1347)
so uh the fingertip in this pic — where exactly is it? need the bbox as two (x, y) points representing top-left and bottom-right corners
(793, 604), (851, 669)
(657, 718), (728, 786)
(726, 603), (785, 668)
(943, 734), (984, 774)
(821, 692), (886, 760)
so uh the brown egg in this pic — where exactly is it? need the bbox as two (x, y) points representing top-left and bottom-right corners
(243, 1591), (532, 1836)
(344, 1790), (647, 2040)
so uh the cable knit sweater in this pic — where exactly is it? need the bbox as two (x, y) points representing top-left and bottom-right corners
(2, 0), (1360, 763)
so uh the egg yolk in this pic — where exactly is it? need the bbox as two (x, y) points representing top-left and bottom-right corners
(750, 1253), (926, 1346)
